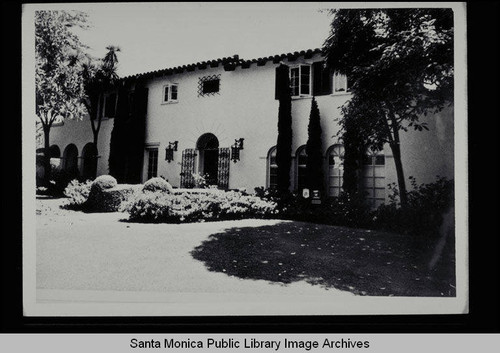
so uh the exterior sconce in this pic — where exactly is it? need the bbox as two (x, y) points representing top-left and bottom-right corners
(231, 138), (244, 163)
(165, 141), (178, 163)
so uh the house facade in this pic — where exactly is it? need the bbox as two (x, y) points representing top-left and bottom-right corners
(48, 48), (454, 207)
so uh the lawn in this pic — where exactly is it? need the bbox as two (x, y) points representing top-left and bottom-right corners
(191, 221), (456, 297)
(36, 197), (455, 297)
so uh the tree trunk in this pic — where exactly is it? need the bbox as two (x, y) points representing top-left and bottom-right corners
(92, 126), (99, 149)
(42, 124), (51, 186)
(389, 140), (408, 207)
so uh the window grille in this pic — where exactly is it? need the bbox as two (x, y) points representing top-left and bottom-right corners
(198, 75), (221, 97)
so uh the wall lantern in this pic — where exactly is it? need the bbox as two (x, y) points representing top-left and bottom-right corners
(165, 141), (178, 163)
(231, 138), (245, 163)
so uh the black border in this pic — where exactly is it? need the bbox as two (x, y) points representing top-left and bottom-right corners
(2, 1), (499, 333)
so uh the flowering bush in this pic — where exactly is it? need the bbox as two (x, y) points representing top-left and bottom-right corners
(92, 175), (117, 191)
(143, 177), (173, 193)
(192, 173), (210, 189)
(127, 188), (278, 223)
(63, 179), (93, 207)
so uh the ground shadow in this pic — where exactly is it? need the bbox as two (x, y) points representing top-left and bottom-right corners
(191, 221), (456, 297)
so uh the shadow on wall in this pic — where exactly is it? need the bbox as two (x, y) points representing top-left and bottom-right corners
(190, 221), (456, 297)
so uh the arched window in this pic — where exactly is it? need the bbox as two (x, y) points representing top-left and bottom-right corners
(363, 150), (386, 208)
(327, 144), (345, 197)
(62, 144), (79, 175)
(267, 146), (278, 189)
(296, 145), (307, 192)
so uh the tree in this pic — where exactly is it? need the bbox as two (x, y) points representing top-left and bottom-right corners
(305, 97), (324, 194)
(81, 45), (121, 147)
(35, 10), (88, 184)
(275, 63), (293, 193)
(323, 9), (453, 206)
(108, 81), (149, 184)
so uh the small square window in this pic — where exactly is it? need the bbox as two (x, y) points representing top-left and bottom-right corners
(198, 75), (221, 97)
(202, 79), (219, 94)
(162, 84), (178, 103)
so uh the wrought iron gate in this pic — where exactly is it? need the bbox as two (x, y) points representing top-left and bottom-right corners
(180, 149), (196, 188)
(217, 147), (230, 189)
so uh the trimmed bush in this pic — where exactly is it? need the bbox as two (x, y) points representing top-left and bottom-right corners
(63, 179), (93, 208)
(127, 189), (278, 223)
(143, 177), (173, 193)
(92, 175), (118, 191)
(85, 184), (141, 213)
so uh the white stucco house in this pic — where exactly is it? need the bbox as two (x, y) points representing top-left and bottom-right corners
(47, 48), (454, 207)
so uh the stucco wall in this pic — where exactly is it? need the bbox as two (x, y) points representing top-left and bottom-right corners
(49, 115), (114, 177)
(143, 53), (352, 192)
(46, 52), (455, 203)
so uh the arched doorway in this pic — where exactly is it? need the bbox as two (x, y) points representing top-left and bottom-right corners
(196, 133), (219, 186)
(82, 143), (98, 180)
(49, 144), (62, 169)
(62, 144), (79, 176)
(49, 145), (61, 158)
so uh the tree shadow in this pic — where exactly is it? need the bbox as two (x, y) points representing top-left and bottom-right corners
(191, 221), (456, 297)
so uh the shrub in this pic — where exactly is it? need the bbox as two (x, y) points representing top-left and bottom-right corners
(254, 187), (373, 228)
(143, 177), (173, 193)
(63, 179), (93, 208)
(47, 165), (80, 196)
(92, 175), (118, 191)
(192, 173), (210, 189)
(85, 184), (141, 213)
(127, 189), (278, 223)
(372, 176), (454, 239)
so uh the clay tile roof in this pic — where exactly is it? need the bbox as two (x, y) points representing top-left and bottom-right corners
(121, 48), (322, 81)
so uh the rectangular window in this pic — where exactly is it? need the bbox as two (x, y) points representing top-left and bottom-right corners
(290, 67), (300, 97)
(300, 65), (310, 95)
(147, 149), (158, 179)
(171, 85), (178, 100)
(162, 84), (178, 103)
(202, 78), (220, 94)
(290, 65), (311, 97)
(333, 71), (349, 93)
(363, 153), (386, 208)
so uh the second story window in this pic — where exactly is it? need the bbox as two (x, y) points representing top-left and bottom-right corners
(198, 75), (221, 97)
(333, 71), (350, 93)
(290, 65), (311, 98)
(163, 83), (178, 103)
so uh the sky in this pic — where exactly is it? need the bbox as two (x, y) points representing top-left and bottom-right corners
(56, 2), (335, 77)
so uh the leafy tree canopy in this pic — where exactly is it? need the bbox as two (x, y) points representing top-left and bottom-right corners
(324, 8), (453, 149)
(323, 8), (454, 205)
(35, 10), (90, 126)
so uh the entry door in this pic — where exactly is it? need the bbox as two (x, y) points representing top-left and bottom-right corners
(203, 149), (219, 185)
